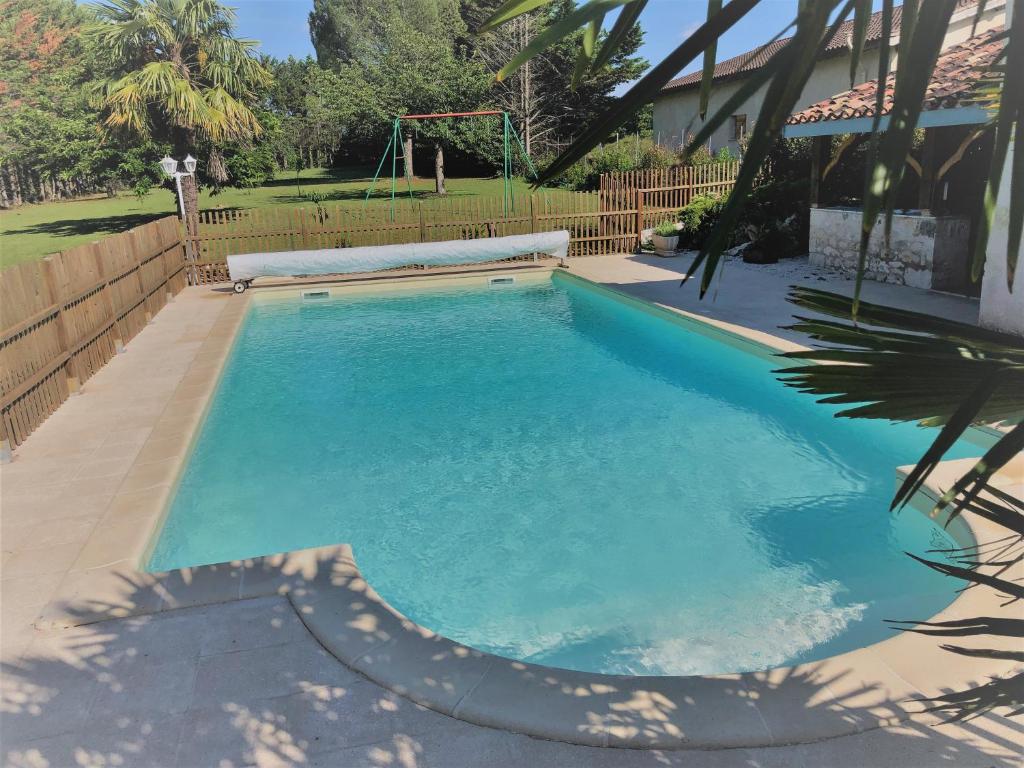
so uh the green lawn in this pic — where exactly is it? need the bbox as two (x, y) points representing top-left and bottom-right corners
(0, 167), (542, 268)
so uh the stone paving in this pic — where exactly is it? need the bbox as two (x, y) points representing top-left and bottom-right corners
(2, 596), (1022, 767)
(2, 257), (1021, 767)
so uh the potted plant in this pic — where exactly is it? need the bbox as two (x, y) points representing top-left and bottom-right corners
(651, 221), (680, 255)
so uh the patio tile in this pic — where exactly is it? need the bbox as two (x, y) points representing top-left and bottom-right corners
(3, 713), (187, 768)
(3, 541), (85, 579)
(154, 562), (244, 611)
(192, 641), (355, 704)
(71, 456), (137, 481)
(58, 475), (125, 500)
(71, 518), (155, 571)
(0, 573), (66, 610)
(133, 432), (192, 466)
(0, 653), (103, 743)
(198, 596), (306, 657)
(101, 488), (166, 525)
(174, 700), (305, 768)
(88, 656), (198, 720)
(101, 427), (155, 449)
(36, 566), (163, 628)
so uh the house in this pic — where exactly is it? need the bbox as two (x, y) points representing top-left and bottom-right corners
(652, 1), (1006, 155)
(783, 20), (1021, 336)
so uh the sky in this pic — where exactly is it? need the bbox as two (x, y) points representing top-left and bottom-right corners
(230, 0), (885, 83)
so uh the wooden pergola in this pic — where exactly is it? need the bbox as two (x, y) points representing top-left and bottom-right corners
(782, 26), (1003, 213)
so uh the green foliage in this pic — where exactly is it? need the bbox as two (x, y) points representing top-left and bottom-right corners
(310, 0), (464, 69)
(682, 143), (715, 167)
(225, 144), (276, 189)
(677, 193), (726, 249)
(652, 220), (678, 237)
(87, 0), (273, 151)
(541, 135), (674, 191)
(132, 177), (152, 202)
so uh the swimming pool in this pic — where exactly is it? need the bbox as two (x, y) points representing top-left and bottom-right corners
(148, 271), (980, 676)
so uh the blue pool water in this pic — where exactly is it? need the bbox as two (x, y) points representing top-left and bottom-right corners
(149, 273), (980, 676)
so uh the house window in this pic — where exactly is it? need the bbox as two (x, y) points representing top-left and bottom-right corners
(732, 114), (747, 141)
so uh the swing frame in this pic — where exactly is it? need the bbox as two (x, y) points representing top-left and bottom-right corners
(364, 111), (538, 219)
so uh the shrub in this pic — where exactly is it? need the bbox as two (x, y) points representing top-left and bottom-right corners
(653, 220), (679, 237)
(132, 178), (152, 203)
(683, 142), (716, 166)
(678, 193), (727, 249)
(638, 141), (676, 170)
(544, 135), (678, 191)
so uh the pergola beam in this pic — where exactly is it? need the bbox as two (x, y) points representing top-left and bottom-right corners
(783, 106), (990, 138)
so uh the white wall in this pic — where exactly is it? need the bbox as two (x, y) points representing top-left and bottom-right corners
(652, 2), (1006, 154)
(978, 1), (1022, 336)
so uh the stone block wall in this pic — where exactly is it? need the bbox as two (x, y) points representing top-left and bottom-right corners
(808, 207), (970, 291)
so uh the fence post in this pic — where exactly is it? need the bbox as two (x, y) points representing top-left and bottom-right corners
(418, 202), (426, 242)
(635, 189), (644, 248)
(530, 195), (537, 234)
(92, 243), (124, 353)
(41, 256), (80, 395)
(300, 209), (311, 249)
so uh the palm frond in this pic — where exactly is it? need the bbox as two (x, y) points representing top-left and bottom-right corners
(776, 287), (1024, 522)
(478, 0), (553, 33)
(855, 0), (958, 316)
(698, 0), (722, 120)
(685, 1), (854, 297)
(495, 0), (629, 83)
(533, 0), (760, 184)
(591, 0), (647, 72)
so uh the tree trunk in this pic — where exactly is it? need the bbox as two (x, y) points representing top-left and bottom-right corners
(180, 173), (199, 227)
(208, 148), (229, 185)
(434, 144), (446, 195)
(0, 166), (10, 209)
(11, 165), (23, 206)
(404, 134), (414, 182)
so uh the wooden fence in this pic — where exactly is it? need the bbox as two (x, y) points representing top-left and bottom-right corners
(0, 216), (187, 449)
(189, 191), (623, 282)
(598, 161), (740, 219)
(189, 164), (739, 283)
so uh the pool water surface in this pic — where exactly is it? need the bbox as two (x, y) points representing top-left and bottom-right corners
(149, 272), (979, 675)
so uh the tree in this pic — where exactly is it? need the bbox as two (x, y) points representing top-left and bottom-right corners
(321, 5), (492, 194)
(86, 0), (273, 190)
(309, 0), (463, 69)
(0, 0), (101, 206)
(463, 0), (647, 157)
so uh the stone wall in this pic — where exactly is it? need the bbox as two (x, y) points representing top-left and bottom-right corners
(808, 207), (970, 291)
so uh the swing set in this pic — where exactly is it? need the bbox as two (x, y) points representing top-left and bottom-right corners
(364, 110), (538, 219)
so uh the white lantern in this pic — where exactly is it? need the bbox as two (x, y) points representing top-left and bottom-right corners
(159, 156), (178, 176)
(183, 154), (198, 174)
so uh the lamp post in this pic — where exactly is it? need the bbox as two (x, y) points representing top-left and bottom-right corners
(160, 154), (199, 284)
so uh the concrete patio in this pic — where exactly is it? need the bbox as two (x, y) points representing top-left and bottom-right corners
(2, 254), (1020, 768)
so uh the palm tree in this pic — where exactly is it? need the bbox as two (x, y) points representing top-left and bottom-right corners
(87, 0), (273, 185)
(479, 0), (1024, 721)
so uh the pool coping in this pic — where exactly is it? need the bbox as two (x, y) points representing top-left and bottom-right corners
(32, 266), (1022, 750)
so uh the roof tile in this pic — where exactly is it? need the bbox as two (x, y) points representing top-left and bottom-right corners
(786, 26), (1004, 125)
(661, 1), (978, 93)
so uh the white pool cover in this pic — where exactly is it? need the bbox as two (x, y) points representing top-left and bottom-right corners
(226, 230), (571, 283)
